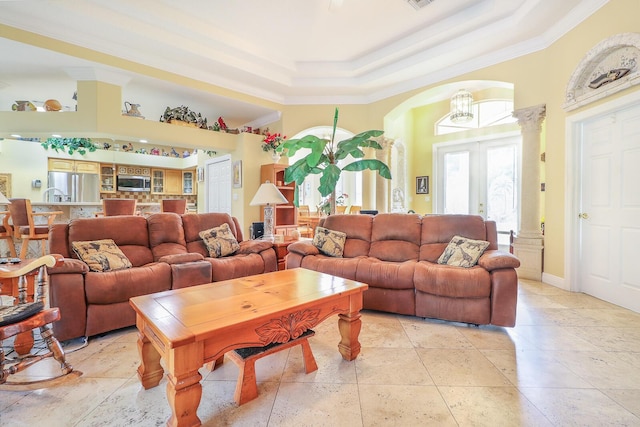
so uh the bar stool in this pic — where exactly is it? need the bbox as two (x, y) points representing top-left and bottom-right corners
(8, 198), (61, 259)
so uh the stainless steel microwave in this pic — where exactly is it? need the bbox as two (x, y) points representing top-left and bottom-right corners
(117, 175), (151, 192)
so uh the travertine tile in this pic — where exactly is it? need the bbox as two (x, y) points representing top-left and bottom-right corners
(354, 347), (433, 385)
(400, 319), (475, 349)
(439, 386), (552, 427)
(359, 384), (456, 426)
(269, 383), (362, 426)
(416, 348), (511, 386)
(519, 387), (639, 426)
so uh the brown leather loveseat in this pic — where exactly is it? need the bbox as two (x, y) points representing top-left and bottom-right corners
(286, 213), (520, 326)
(48, 212), (277, 342)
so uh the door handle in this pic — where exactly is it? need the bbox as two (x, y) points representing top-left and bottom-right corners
(578, 212), (589, 219)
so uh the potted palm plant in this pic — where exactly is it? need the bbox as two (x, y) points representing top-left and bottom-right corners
(278, 108), (391, 214)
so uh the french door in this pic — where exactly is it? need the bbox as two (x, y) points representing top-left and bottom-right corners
(435, 136), (520, 247)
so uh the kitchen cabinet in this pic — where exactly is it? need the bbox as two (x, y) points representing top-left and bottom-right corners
(48, 158), (99, 174)
(151, 169), (165, 194)
(117, 165), (151, 176)
(100, 164), (116, 193)
(182, 170), (195, 195)
(260, 163), (297, 236)
(165, 170), (182, 195)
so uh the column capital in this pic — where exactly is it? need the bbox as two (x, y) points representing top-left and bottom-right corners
(513, 104), (546, 133)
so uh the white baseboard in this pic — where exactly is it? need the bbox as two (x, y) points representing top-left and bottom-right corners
(541, 272), (568, 290)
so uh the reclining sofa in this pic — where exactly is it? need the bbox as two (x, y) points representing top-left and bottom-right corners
(48, 212), (277, 342)
(286, 213), (520, 326)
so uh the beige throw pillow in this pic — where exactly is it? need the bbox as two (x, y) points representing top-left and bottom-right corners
(199, 223), (240, 258)
(71, 239), (132, 272)
(312, 226), (347, 258)
(437, 235), (490, 268)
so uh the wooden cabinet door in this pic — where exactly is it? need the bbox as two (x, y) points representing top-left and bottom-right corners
(182, 170), (195, 195)
(48, 158), (75, 172)
(165, 170), (182, 195)
(151, 169), (165, 194)
(75, 161), (99, 174)
(100, 164), (116, 193)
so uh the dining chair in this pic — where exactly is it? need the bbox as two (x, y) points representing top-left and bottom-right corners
(100, 199), (138, 216)
(347, 205), (361, 214)
(0, 210), (17, 257)
(161, 198), (187, 214)
(8, 198), (62, 259)
(336, 205), (347, 214)
(296, 205), (314, 238)
(0, 254), (82, 390)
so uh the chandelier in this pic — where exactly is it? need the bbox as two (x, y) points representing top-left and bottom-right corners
(450, 89), (474, 123)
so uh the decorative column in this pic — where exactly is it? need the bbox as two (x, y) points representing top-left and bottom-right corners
(375, 137), (393, 213)
(512, 104), (545, 280)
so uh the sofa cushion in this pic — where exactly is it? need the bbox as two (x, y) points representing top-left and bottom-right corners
(414, 261), (491, 298)
(369, 213), (421, 262)
(182, 212), (239, 257)
(320, 215), (372, 257)
(84, 262), (172, 305)
(71, 239), (132, 272)
(420, 214), (488, 262)
(313, 226), (347, 257)
(437, 235), (489, 267)
(148, 212), (188, 260)
(199, 223), (240, 258)
(67, 216), (154, 267)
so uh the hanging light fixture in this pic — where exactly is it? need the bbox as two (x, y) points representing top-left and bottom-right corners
(450, 89), (474, 123)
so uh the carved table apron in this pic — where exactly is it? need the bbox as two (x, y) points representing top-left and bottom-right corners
(130, 268), (368, 427)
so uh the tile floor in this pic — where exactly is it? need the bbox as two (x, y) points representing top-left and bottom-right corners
(2, 278), (640, 426)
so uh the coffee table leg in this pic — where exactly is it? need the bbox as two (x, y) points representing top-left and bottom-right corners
(137, 330), (164, 390)
(166, 344), (203, 427)
(337, 311), (362, 361)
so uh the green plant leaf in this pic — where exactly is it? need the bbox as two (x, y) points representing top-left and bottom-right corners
(318, 164), (341, 197)
(343, 159), (392, 179)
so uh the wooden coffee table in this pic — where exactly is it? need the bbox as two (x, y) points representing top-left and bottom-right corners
(130, 268), (368, 427)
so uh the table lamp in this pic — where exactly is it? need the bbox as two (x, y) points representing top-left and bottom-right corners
(249, 181), (288, 241)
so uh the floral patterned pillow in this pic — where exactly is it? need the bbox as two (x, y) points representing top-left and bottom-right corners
(199, 223), (240, 258)
(71, 239), (132, 272)
(437, 235), (490, 268)
(312, 226), (347, 258)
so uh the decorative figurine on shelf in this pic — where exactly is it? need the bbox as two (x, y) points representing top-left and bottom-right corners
(170, 148), (180, 158)
(217, 116), (228, 132)
(122, 143), (134, 152)
(44, 99), (63, 111)
(123, 102), (144, 118)
(182, 150), (190, 158)
(103, 142), (111, 150)
(150, 147), (161, 156)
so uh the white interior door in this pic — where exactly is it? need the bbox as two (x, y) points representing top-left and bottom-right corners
(579, 104), (640, 312)
(205, 156), (232, 215)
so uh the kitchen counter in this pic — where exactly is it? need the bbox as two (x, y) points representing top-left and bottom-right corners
(30, 202), (196, 222)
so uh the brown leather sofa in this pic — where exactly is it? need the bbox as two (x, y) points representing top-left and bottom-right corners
(48, 212), (277, 342)
(286, 213), (520, 326)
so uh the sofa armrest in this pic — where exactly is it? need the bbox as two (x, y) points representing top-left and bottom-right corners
(158, 253), (205, 264)
(47, 258), (90, 275)
(477, 250), (520, 271)
(287, 241), (320, 256)
(236, 240), (273, 255)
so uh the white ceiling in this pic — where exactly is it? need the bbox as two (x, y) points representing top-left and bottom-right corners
(0, 0), (608, 127)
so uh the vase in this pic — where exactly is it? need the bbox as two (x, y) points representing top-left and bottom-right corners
(271, 152), (281, 162)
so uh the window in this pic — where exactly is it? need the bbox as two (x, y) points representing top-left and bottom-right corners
(436, 99), (517, 135)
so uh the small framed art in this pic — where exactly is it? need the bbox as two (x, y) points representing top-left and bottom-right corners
(416, 176), (429, 194)
(233, 160), (242, 188)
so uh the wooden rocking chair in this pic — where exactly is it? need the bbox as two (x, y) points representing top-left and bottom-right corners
(0, 254), (82, 390)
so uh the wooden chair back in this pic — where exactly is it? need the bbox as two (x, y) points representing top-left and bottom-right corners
(161, 199), (187, 214)
(102, 199), (138, 216)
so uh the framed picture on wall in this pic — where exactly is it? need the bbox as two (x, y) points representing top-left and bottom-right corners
(233, 160), (242, 188)
(416, 176), (429, 194)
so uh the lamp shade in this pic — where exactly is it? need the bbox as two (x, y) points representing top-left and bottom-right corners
(0, 192), (10, 205)
(250, 181), (288, 206)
